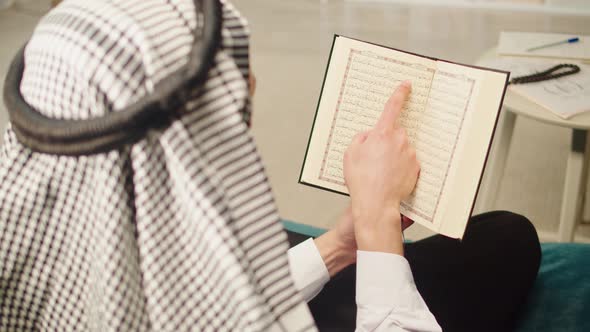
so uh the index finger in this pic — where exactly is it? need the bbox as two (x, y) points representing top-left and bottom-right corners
(375, 80), (412, 133)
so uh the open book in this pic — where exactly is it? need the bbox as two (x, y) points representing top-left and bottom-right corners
(299, 36), (509, 239)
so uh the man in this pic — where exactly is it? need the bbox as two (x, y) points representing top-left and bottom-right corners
(0, 0), (540, 331)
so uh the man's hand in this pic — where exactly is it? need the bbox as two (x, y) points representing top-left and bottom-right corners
(343, 81), (420, 255)
(314, 203), (415, 277)
(313, 81), (419, 276)
(314, 206), (356, 277)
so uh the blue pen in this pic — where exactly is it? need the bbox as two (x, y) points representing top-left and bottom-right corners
(526, 37), (580, 52)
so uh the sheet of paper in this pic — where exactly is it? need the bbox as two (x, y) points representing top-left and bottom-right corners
(482, 58), (590, 119)
(498, 32), (590, 60)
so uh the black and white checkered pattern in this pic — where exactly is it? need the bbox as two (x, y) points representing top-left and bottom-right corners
(0, 0), (315, 331)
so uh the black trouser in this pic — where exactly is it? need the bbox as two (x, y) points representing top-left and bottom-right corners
(286, 211), (542, 332)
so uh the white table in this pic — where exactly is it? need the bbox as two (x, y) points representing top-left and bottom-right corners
(477, 51), (590, 242)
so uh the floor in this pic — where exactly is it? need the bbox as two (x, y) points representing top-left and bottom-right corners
(1, 0), (590, 241)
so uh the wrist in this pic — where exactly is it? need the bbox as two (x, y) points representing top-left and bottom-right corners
(314, 230), (356, 278)
(351, 200), (400, 225)
(355, 211), (404, 255)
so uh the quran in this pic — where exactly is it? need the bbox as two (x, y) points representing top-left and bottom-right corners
(299, 36), (509, 238)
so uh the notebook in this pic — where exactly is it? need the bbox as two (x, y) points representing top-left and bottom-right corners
(482, 58), (590, 119)
(299, 35), (509, 238)
(498, 32), (590, 61)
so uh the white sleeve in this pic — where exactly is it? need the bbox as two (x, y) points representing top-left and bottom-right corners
(287, 239), (441, 331)
(287, 238), (330, 302)
(356, 251), (442, 332)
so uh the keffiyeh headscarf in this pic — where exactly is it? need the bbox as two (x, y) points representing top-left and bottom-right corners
(0, 0), (316, 331)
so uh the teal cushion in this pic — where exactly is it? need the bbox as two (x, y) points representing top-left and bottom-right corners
(515, 243), (590, 332)
(282, 221), (590, 331)
(282, 220), (327, 238)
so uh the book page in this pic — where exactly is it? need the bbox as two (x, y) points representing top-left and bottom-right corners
(317, 49), (435, 189)
(300, 36), (435, 195)
(435, 61), (507, 238)
(303, 36), (477, 227)
(400, 67), (477, 226)
(300, 36), (507, 237)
